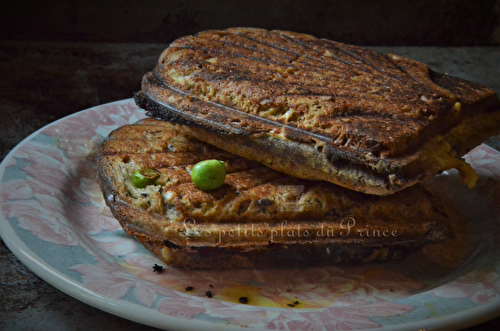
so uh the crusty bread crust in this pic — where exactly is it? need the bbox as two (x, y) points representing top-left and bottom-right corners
(97, 119), (458, 269)
(135, 27), (500, 195)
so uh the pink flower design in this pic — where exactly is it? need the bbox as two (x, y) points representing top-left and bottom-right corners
(115, 254), (173, 307)
(157, 295), (208, 320)
(71, 262), (138, 299)
(40, 101), (146, 157)
(64, 202), (121, 235)
(431, 271), (500, 305)
(87, 234), (138, 257)
(134, 282), (159, 308)
(257, 298), (413, 331)
(78, 177), (106, 206)
(156, 288), (274, 323)
(0, 105), (134, 245)
(2, 156), (16, 168)
(465, 144), (500, 179)
(0, 174), (90, 247)
(43, 100), (143, 140)
(0, 180), (34, 218)
(72, 253), (204, 309)
(13, 140), (93, 205)
(14, 140), (65, 164)
(71, 250), (417, 330)
(9, 197), (81, 246)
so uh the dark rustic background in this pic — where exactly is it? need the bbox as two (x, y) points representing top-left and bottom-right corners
(2, 0), (500, 46)
(1, 1), (500, 330)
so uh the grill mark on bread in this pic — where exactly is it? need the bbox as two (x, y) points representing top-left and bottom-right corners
(99, 122), (287, 195)
(156, 37), (450, 134)
(218, 29), (416, 85)
(96, 119), (464, 268)
(228, 29), (372, 76)
(281, 34), (381, 77)
(163, 31), (432, 104)
(317, 38), (426, 85)
(140, 78), (426, 159)
(98, 119), (452, 226)
(136, 27), (500, 195)
(164, 35), (425, 108)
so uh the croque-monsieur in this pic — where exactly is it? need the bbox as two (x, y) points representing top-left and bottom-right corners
(135, 27), (500, 195)
(97, 28), (500, 269)
(97, 119), (456, 269)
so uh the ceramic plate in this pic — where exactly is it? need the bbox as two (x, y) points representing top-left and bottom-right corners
(1, 99), (500, 331)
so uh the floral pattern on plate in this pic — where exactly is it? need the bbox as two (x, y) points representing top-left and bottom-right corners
(1, 99), (500, 331)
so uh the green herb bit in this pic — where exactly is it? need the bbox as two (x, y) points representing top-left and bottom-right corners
(131, 169), (160, 188)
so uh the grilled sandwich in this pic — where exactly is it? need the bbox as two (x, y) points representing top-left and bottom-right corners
(97, 119), (457, 269)
(134, 27), (500, 195)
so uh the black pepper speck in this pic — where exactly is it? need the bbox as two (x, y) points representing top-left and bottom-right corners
(152, 264), (163, 273)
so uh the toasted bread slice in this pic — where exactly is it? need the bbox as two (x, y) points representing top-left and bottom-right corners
(135, 27), (500, 195)
(97, 119), (456, 269)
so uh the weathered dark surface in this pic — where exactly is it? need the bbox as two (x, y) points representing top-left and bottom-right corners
(1, 41), (500, 330)
(0, 240), (161, 330)
(1, 0), (500, 46)
(0, 42), (164, 161)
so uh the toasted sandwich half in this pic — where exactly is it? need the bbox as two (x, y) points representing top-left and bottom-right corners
(97, 119), (457, 269)
(134, 27), (500, 195)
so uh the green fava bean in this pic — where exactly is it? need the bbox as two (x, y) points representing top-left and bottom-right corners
(131, 169), (160, 188)
(191, 160), (226, 191)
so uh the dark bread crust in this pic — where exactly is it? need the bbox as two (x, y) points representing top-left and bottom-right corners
(135, 27), (500, 195)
